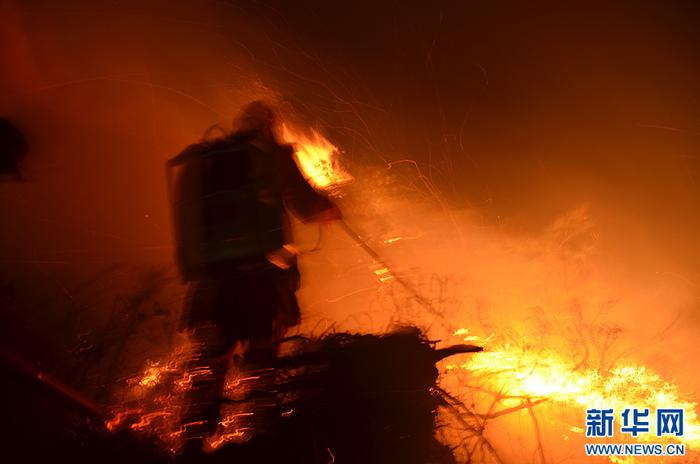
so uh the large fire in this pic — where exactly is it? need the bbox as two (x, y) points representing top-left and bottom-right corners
(438, 329), (700, 463)
(105, 130), (700, 463)
(108, 329), (700, 460)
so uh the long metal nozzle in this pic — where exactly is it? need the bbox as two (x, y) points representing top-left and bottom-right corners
(338, 219), (446, 320)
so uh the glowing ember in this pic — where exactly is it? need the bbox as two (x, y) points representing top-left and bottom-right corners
(105, 339), (198, 453)
(281, 124), (352, 190)
(134, 361), (177, 388)
(106, 339), (276, 454)
(206, 410), (255, 450)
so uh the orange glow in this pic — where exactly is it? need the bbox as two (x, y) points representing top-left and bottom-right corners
(281, 124), (353, 190)
(446, 330), (700, 451)
(104, 339), (198, 453)
(135, 361), (176, 388)
(105, 408), (142, 432)
(106, 325), (700, 462)
(206, 411), (255, 450)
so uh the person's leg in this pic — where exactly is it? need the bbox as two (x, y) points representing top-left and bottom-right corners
(229, 272), (287, 437)
(181, 323), (230, 435)
(180, 280), (232, 456)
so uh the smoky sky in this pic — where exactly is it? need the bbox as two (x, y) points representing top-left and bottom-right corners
(1, 0), (699, 349)
(252, 0), (700, 236)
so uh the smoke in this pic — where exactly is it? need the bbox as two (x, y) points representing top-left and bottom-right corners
(293, 164), (699, 462)
(0, 0), (698, 461)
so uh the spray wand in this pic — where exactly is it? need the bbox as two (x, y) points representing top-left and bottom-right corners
(337, 219), (447, 322)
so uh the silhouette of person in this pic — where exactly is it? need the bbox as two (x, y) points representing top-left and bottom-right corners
(168, 101), (340, 454)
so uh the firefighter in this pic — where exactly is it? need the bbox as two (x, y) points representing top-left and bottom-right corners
(168, 101), (340, 455)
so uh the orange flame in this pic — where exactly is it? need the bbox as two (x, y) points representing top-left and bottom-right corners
(281, 124), (352, 190)
(446, 330), (700, 451)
